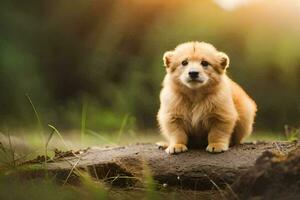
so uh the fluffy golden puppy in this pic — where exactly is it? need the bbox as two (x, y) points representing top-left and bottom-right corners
(157, 41), (257, 154)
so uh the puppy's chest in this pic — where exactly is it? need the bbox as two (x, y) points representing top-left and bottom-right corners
(181, 102), (214, 131)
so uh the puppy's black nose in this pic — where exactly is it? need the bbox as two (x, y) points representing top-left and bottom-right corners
(189, 71), (199, 79)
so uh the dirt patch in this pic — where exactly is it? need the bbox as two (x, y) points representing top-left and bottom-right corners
(231, 143), (300, 200)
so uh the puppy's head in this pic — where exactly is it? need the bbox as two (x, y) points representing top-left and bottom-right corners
(163, 42), (229, 90)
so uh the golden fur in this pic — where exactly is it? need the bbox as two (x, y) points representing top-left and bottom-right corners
(157, 41), (257, 154)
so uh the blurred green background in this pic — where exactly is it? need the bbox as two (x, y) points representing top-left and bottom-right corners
(1, 0), (300, 134)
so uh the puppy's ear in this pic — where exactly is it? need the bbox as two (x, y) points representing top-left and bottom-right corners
(217, 52), (230, 70)
(163, 51), (174, 68)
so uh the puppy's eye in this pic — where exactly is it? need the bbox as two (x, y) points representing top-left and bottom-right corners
(181, 60), (188, 66)
(201, 60), (210, 68)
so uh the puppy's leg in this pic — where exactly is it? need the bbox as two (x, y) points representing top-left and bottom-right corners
(160, 120), (188, 154)
(206, 120), (235, 153)
(165, 130), (188, 154)
(233, 115), (255, 144)
(232, 98), (256, 144)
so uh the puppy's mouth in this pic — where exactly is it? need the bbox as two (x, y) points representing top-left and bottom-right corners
(187, 77), (207, 84)
(187, 79), (204, 83)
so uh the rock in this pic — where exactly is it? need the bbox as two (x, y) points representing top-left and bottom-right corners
(19, 142), (298, 191)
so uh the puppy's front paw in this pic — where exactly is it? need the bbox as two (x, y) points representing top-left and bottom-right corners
(165, 144), (188, 154)
(206, 143), (228, 153)
(156, 141), (168, 150)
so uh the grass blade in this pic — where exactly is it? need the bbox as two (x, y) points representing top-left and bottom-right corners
(81, 99), (88, 145)
(26, 94), (45, 142)
(48, 124), (68, 149)
(116, 114), (129, 143)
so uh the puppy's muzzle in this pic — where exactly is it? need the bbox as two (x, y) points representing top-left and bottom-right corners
(188, 71), (207, 83)
(188, 71), (199, 79)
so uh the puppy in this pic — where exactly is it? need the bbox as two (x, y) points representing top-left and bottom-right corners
(157, 41), (257, 154)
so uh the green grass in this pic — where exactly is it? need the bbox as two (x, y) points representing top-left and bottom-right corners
(0, 128), (163, 171)
(247, 131), (286, 141)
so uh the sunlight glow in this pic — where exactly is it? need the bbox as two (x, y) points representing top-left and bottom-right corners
(214, 0), (256, 11)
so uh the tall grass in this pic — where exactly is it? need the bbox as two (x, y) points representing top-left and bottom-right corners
(81, 98), (88, 145)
